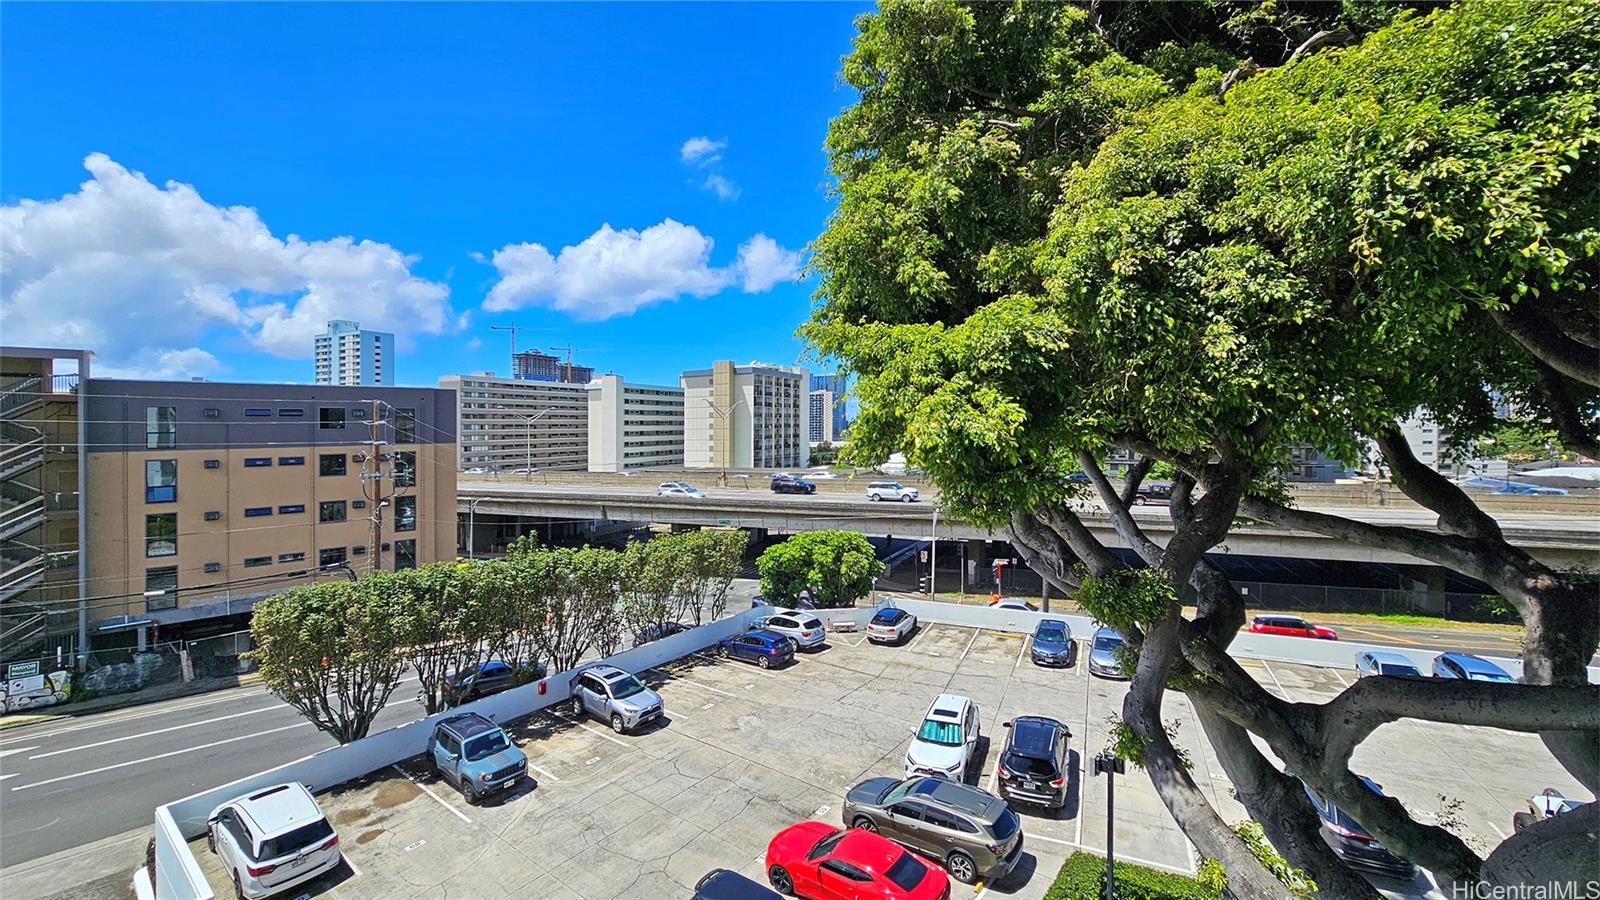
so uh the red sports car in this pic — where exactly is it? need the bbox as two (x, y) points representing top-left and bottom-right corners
(1247, 615), (1338, 640)
(765, 821), (950, 900)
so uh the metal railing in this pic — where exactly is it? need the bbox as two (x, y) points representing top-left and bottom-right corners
(0, 495), (45, 543)
(0, 377), (44, 417)
(0, 554), (46, 605)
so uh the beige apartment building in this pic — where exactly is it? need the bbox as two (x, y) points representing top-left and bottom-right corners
(682, 361), (810, 471)
(81, 379), (456, 644)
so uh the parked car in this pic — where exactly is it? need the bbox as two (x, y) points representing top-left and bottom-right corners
(1029, 619), (1072, 667)
(1300, 777), (1415, 880)
(868, 606), (918, 645)
(1086, 627), (1127, 680)
(426, 712), (527, 804)
(906, 694), (981, 781)
(441, 660), (544, 707)
(569, 664), (664, 734)
(659, 485), (707, 498)
(765, 821), (950, 900)
(206, 782), (342, 899)
(694, 868), (784, 900)
(1432, 652), (1515, 682)
(1354, 651), (1423, 679)
(842, 776), (1025, 884)
(996, 716), (1070, 810)
(720, 629), (796, 669)
(989, 597), (1038, 612)
(1247, 615), (1339, 640)
(1132, 481), (1174, 505)
(633, 621), (689, 648)
(771, 474), (818, 494)
(754, 594), (816, 610)
(866, 481), (920, 503)
(755, 609), (827, 650)
(1513, 788), (1582, 832)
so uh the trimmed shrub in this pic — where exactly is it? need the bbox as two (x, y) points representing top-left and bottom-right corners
(1044, 851), (1221, 900)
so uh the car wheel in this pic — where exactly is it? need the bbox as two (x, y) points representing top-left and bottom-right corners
(611, 713), (626, 734)
(462, 781), (479, 804)
(1133, 496), (1148, 506)
(718, 644), (729, 657)
(852, 815), (877, 832)
(768, 865), (794, 895)
(901, 494), (914, 503)
(757, 655), (771, 669)
(570, 697), (583, 717)
(1512, 811), (1537, 832)
(946, 850), (978, 884)
(870, 493), (880, 501)
(206, 827), (216, 854)
(232, 871), (246, 900)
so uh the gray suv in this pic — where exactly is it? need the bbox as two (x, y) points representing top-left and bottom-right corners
(569, 664), (664, 734)
(841, 776), (1024, 885)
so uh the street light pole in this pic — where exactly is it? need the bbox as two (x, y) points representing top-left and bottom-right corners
(1094, 752), (1126, 900)
(929, 503), (939, 599)
(467, 496), (485, 559)
(505, 406), (556, 479)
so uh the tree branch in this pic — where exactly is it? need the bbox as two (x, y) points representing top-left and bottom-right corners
(1121, 455), (1156, 508)
(1284, 28), (1357, 66)
(1534, 360), (1600, 460)
(1008, 511), (1084, 594)
(1373, 423), (1502, 540)
(1077, 450), (1166, 566)
(1490, 301), (1600, 389)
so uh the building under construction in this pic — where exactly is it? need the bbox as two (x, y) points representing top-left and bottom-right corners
(513, 350), (594, 384)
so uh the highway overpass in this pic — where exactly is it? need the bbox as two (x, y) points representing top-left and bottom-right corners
(457, 481), (1600, 568)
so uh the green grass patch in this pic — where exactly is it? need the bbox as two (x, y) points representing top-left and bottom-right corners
(1043, 851), (1220, 900)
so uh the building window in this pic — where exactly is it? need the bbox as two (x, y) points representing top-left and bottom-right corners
(204, 459), (221, 469)
(145, 459), (177, 503)
(351, 545), (366, 556)
(393, 451), (416, 488)
(395, 539), (417, 571)
(278, 408), (305, 417)
(279, 552), (306, 563)
(319, 454), (347, 476)
(244, 556), (272, 568)
(394, 495), (416, 531)
(145, 566), (178, 610)
(244, 457), (272, 468)
(244, 507), (272, 517)
(394, 408), (417, 444)
(203, 562), (222, 574)
(145, 513), (177, 557)
(146, 406), (176, 449)
(202, 408), (220, 418)
(319, 500), (347, 523)
(352, 499), (366, 509)
(319, 547), (348, 568)
(244, 408), (272, 417)
(320, 407), (346, 430)
(278, 504), (306, 514)
(278, 456), (305, 466)
(203, 510), (221, 522)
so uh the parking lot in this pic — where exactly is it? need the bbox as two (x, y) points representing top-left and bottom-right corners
(187, 622), (1588, 900)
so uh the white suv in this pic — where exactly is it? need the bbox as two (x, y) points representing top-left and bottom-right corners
(905, 693), (981, 780)
(207, 782), (342, 899)
(867, 481), (919, 502)
(755, 609), (827, 650)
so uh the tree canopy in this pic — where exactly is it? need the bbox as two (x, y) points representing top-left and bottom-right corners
(757, 530), (885, 608)
(807, 1), (1598, 895)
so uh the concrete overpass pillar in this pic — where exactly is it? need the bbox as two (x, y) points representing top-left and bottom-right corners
(966, 539), (986, 593)
(1404, 566), (1449, 616)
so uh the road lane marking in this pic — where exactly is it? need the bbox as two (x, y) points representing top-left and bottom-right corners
(1341, 625), (1423, 646)
(550, 712), (630, 747)
(9, 722), (309, 791)
(390, 764), (471, 824)
(27, 705), (281, 759)
(0, 745), (39, 758)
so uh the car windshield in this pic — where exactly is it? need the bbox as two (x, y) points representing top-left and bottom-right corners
(990, 808), (1021, 843)
(257, 818), (334, 861)
(610, 674), (648, 700)
(1378, 663), (1420, 677)
(1036, 623), (1067, 642)
(807, 830), (846, 861)
(1469, 671), (1515, 683)
(884, 852), (927, 892)
(917, 718), (964, 746)
(1093, 633), (1123, 652)
(464, 731), (510, 761)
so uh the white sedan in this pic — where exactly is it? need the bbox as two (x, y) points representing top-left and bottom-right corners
(658, 485), (706, 498)
(989, 597), (1039, 612)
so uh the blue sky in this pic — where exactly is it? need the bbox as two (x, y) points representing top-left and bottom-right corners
(1, 2), (869, 386)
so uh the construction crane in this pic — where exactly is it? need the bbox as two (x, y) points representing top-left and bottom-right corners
(489, 324), (526, 373)
(549, 343), (609, 382)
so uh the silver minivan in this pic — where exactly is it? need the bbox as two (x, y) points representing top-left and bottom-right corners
(569, 664), (664, 734)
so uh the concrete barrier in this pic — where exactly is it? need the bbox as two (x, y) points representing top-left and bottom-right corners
(153, 607), (765, 899)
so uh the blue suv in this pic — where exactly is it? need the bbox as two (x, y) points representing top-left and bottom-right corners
(427, 712), (527, 804)
(1030, 619), (1072, 667)
(718, 629), (795, 668)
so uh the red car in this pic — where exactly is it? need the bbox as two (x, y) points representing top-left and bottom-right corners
(765, 821), (950, 900)
(1248, 615), (1338, 640)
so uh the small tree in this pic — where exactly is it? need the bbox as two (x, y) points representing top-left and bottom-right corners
(402, 563), (481, 715)
(685, 529), (749, 623)
(249, 577), (411, 743)
(620, 536), (684, 643)
(758, 530), (883, 608)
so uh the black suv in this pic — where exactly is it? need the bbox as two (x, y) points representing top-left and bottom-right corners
(996, 716), (1070, 809)
(770, 474), (817, 495)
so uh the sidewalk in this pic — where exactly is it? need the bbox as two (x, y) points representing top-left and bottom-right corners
(0, 672), (263, 732)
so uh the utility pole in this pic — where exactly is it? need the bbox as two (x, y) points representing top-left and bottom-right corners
(359, 400), (405, 573)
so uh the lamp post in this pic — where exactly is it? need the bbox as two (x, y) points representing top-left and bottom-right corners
(507, 406), (556, 478)
(1094, 752), (1126, 900)
(929, 502), (939, 599)
(703, 398), (747, 487)
(467, 496), (486, 559)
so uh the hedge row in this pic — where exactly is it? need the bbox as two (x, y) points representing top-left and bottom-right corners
(1043, 851), (1220, 900)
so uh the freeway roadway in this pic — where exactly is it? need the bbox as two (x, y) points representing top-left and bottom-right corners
(0, 576), (1543, 874)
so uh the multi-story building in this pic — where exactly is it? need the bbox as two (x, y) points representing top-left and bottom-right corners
(314, 320), (395, 386)
(808, 390), (836, 445)
(513, 350), (594, 384)
(682, 361), (810, 470)
(81, 379), (456, 648)
(1399, 414), (1459, 476)
(1, 347), (89, 664)
(811, 372), (850, 439)
(438, 373), (589, 471)
(586, 375), (684, 472)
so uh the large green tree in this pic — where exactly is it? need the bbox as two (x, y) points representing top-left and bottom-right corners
(757, 530), (885, 608)
(808, 1), (1598, 895)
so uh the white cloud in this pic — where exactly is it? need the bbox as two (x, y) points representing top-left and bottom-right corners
(702, 174), (741, 202)
(94, 348), (226, 381)
(680, 136), (726, 166)
(0, 153), (456, 371)
(481, 220), (802, 319)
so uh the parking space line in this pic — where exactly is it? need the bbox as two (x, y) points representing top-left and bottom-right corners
(1013, 636), (1029, 671)
(1076, 671), (1093, 848)
(958, 629), (982, 662)
(390, 764), (472, 824)
(669, 677), (740, 699)
(902, 624), (935, 653)
(1259, 660), (1288, 697)
(526, 762), (560, 782)
(550, 712), (631, 747)
(1328, 667), (1350, 689)
(343, 854), (363, 877)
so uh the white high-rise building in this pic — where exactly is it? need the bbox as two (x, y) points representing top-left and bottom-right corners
(682, 361), (810, 470)
(1399, 414), (1459, 476)
(437, 373), (589, 471)
(587, 374), (685, 472)
(314, 320), (394, 386)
